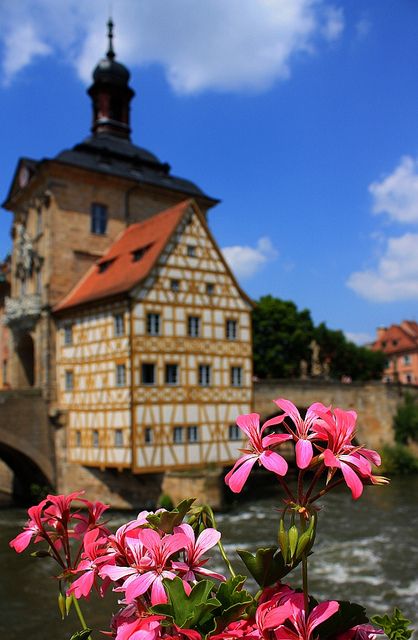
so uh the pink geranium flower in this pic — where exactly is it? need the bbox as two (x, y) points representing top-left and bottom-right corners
(101, 529), (188, 605)
(315, 407), (382, 499)
(260, 592), (339, 640)
(273, 398), (330, 469)
(9, 500), (47, 552)
(225, 413), (292, 493)
(67, 528), (111, 599)
(172, 523), (225, 582)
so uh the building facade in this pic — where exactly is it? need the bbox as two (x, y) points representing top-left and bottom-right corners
(372, 321), (418, 385)
(1, 22), (252, 504)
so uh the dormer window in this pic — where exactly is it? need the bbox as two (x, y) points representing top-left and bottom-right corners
(132, 244), (152, 262)
(98, 258), (115, 273)
(91, 203), (107, 235)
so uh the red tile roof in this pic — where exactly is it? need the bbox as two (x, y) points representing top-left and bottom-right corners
(372, 322), (418, 355)
(54, 200), (192, 312)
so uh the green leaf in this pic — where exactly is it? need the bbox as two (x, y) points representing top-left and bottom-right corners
(151, 577), (220, 629)
(213, 575), (254, 626)
(371, 608), (414, 640)
(146, 498), (195, 533)
(316, 601), (368, 639)
(69, 629), (92, 640)
(236, 547), (299, 587)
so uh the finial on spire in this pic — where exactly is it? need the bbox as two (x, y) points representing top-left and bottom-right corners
(106, 18), (115, 60)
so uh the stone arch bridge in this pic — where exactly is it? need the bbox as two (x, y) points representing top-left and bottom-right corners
(0, 380), (416, 504)
(253, 379), (416, 449)
(0, 389), (55, 500)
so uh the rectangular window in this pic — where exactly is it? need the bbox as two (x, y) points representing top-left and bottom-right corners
(187, 245), (196, 257)
(142, 363), (156, 385)
(226, 319), (238, 340)
(206, 283), (214, 295)
(187, 426), (199, 442)
(76, 430), (81, 447)
(91, 203), (107, 235)
(114, 429), (123, 447)
(64, 324), (73, 345)
(93, 430), (99, 448)
(171, 279), (180, 292)
(231, 366), (242, 387)
(36, 269), (42, 294)
(65, 370), (73, 391)
(116, 364), (126, 387)
(173, 427), (183, 443)
(114, 314), (125, 336)
(166, 364), (179, 385)
(2, 359), (7, 384)
(144, 426), (153, 444)
(406, 374), (413, 384)
(147, 313), (160, 336)
(404, 355), (411, 365)
(229, 424), (241, 440)
(188, 316), (200, 337)
(198, 364), (211, 386)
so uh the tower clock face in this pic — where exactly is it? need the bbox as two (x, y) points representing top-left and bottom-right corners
(18, 166), (30, 188)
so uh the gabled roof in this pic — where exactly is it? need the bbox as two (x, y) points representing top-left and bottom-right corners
(372, 321), (418, 355)
(54, 200), (191, 312)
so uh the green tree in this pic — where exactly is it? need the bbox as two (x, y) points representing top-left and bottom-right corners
(252, 296), (314, 378)
(393, 392), (418, 444)
(313, 322), (385, 381)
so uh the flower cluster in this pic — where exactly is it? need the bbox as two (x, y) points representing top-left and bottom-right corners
(10, 397), (402, 640)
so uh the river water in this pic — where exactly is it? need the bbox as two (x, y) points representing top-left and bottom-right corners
(0, 476), (417, 639)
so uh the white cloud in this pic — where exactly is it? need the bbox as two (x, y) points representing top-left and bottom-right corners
(0, 0), (344, 93)
(369, 156), (418, 224)
(347, 233), (418, 302)
(344, 331), (374, 346)
(3, 24), (51, 83)
(222, 236), (278, 279)
(321, 6), (344, 41)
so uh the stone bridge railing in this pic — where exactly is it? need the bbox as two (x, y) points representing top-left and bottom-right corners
(253, 379), (416, 449)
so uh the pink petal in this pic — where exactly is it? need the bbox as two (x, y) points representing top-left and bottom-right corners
(137, 528), (161, 552)
(68, 570), (95, 599)
(361, 448), (381, 467)
(150, 575), (168, 605)
(341, 462), (364, 499)
(261, 414), (286, 432)
(323, 449), (341, 469)
(99, 565), (136, 581)
(259, 450), (288, 476)
(261, 433), (292, 448)
(125, 571), (156, 602)
(236, 413), (261, 439)
(174, 523), (195, 545)
(9, 530), (34, 553)
(194, 565), (226, 581)
(194, 528), (221, 558)
(308, 601), (340, 633)
(273, 398), (301, 426)
(225, 456), (257, 493)
(296, 439), (313, 469)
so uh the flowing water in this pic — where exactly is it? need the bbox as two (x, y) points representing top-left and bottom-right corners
(0, 476), (417, 639)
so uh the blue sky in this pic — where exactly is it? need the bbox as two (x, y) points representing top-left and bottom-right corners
(1, 0), (418, 344)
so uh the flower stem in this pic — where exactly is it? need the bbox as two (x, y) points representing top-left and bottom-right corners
(303, 463), (324, 504)
(299, 514), (309, 615)
(308, 477), (344, 504)
(206, 505), (236, 578)
(72, 596), (91, 638)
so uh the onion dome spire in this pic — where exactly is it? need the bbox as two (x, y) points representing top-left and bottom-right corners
(87, 19), (135, 139)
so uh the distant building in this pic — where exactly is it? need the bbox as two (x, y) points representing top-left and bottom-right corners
(1, 21), (253, 498)
(372, 321), (418, 385)
(0, 258), (11, 388)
